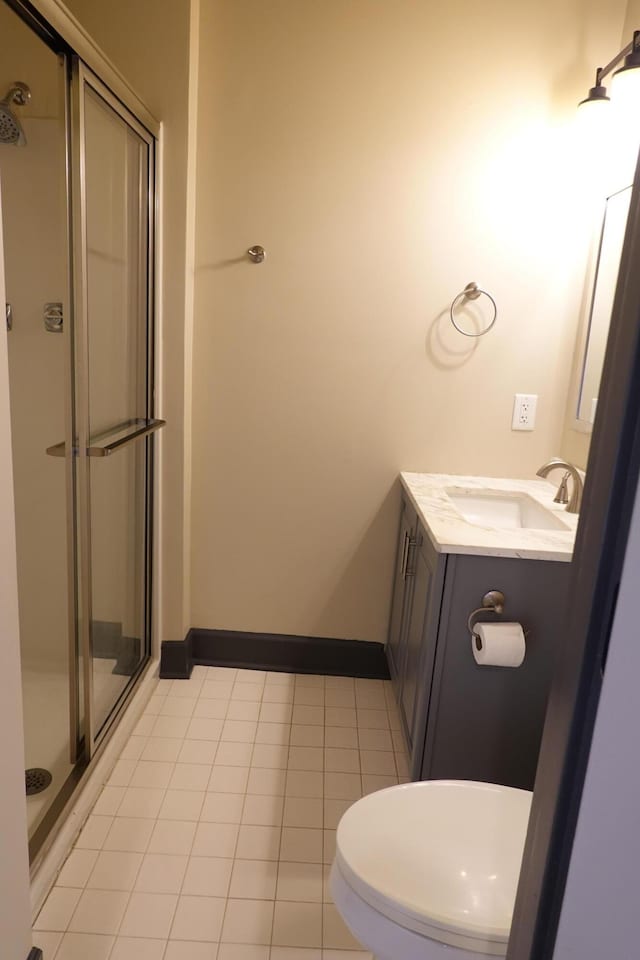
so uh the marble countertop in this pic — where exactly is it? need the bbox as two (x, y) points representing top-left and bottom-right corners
(401, 472), (578, 562)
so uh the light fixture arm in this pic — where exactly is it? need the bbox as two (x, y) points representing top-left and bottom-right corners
(595, 30), (640, 86)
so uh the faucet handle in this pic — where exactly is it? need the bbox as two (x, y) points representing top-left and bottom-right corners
(553, 471), (571, 505)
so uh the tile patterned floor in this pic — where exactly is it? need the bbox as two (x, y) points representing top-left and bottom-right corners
(33, 667), (410, 960)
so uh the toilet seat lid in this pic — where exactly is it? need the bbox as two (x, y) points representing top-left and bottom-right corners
(335, 780), (532, 949)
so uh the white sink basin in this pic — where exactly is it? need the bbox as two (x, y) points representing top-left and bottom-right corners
(446, 488), (569, 531)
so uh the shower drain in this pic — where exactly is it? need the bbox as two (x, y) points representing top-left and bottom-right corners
(25, 768), (52, 796)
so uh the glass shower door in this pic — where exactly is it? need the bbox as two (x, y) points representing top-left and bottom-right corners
(72, 63), (160, 752)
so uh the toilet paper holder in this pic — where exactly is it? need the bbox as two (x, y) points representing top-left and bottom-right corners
(467, 590), (506, 645)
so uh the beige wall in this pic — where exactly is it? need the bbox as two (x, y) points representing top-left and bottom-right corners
(189, 0), (625, 643)
(63, 0), (195, 644)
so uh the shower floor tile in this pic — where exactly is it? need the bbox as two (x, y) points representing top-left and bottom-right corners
(33, 668), (410, 959)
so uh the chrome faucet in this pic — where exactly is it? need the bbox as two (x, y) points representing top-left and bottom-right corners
(536, 458), (584, 514)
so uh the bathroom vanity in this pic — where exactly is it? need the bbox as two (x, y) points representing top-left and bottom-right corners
(388, 473), (578, 791)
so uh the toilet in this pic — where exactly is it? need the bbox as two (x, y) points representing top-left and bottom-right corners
(331, 779), (532, 960)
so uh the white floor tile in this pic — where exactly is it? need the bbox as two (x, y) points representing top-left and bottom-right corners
(323, 773), (361, 801)
(221, 719), (258, 742)
(242, 794), (284, 826)
(208, 765), (250, 793)
(246, 767), (287, 797)
(164, 940), (218, 959)
(261, 686), (293, 704)
(227, 700), (261, 721)
(359, 750), (396, 775)
(324, 748), (359, 774)
(34, 887), (83, 931)
(192, 821), (239, 857)
(147, 819), (196, 855)
(293, 687), (325, 706)
(324, 708), (356, 728)
(324, 688), (355, 708)
(54, 932), (114, 960)
(271, 949), (320, 960)
(288, 746), (324, 771)
(103, 817), (154, 853)
(67, 889), (129, 935)
(221, 898), (274, 944)
(134, 853), (188, 893)
(169, 762), (212, 791)
(151, 715), (191, 739)
(158, 789), (205, 821)
(290, 724), (324, 747)
(258, 702), (293, 724)
(215, 741), (254, 766)
(276, 861), (323, 902)
(186, 718), (224, 741)
(117, 787), (165, 819)
(194, 697), (229, 719)
(255, 722), (291, 745)
(170, 894), (226, 941)
(119, 736), (147, 761)
(358, 728), (393, 752)
(235, 825), (281, 860)
(177, 739), (219, 764)
(160, 696), (197, 718)
(283, 797), (323, 829)
(141, 738), (182, 762)
(56, 849), (99, 888)
(323, 798), (353, 830)
(361, 774), (397, 795)
(228, 858), (278, 899)
(251, 743), (289, 769)
(285, 770), (324, 798)
(92, 786), (126, 816)
(35, 671), (393, 960)
(280, 827), (323, 864)
(86, 851), (143, 891)
(356, 709), (388, 730)
(129, 761), (174, 790)
(322, 904), (363, 950)
(217, 946), (269, 960)
(231, 682), (264, 702)
(201, 791), (245, 824)
(118, 891), (178, 938)
(182, 855), (233, 897)
(324, 727), (358, 749)
(272, 900), (322, 947)
(109, 937), (167, 960)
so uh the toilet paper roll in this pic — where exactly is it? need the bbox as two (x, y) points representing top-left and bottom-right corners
(472, 621), (526, 668)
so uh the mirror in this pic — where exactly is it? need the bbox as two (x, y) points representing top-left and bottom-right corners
(575, 184), (632, 427)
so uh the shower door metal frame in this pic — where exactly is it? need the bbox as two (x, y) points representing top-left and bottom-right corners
(70, 57), (157, 759)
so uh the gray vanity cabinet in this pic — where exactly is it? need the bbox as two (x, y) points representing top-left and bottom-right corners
(387, 494), (573, 791)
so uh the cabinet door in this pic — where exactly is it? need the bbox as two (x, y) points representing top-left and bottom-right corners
(386, 498), (417, 684)
(400, 530), (444, 756)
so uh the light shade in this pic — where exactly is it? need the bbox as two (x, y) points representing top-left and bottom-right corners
(577, 82), (610, 111)
(611, 61), (640, 114)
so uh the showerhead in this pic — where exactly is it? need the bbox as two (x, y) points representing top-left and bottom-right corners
(0, 82), (31, 146)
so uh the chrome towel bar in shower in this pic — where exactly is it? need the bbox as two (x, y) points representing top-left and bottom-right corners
(46, 418), (166, 458)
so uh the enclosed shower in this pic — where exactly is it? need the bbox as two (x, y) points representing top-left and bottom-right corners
(0, 0), (161, 864)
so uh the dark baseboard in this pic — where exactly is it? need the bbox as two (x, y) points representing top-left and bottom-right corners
(28, 949), (43, 960)
(160, 628), (390, 681)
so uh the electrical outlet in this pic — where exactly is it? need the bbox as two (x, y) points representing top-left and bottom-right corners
(512, 393), (537, 431)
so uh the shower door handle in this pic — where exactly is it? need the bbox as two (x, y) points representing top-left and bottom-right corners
(87, 418), (165, 457)
(46, 419), (165, 457)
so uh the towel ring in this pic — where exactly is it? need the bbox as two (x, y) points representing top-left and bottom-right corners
(450, 282), (497, 337)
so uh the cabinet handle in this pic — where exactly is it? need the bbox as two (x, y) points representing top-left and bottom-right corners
(400, 532), (409, 580)
(405, 536), (417, 578)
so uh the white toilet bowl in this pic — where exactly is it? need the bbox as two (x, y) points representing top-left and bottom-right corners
(331, 779), (532, 960)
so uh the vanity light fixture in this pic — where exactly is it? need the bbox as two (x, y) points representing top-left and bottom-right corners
(578, 29), (640, 112)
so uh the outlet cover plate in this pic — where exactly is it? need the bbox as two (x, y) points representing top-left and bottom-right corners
(512, 393), (537, 431)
